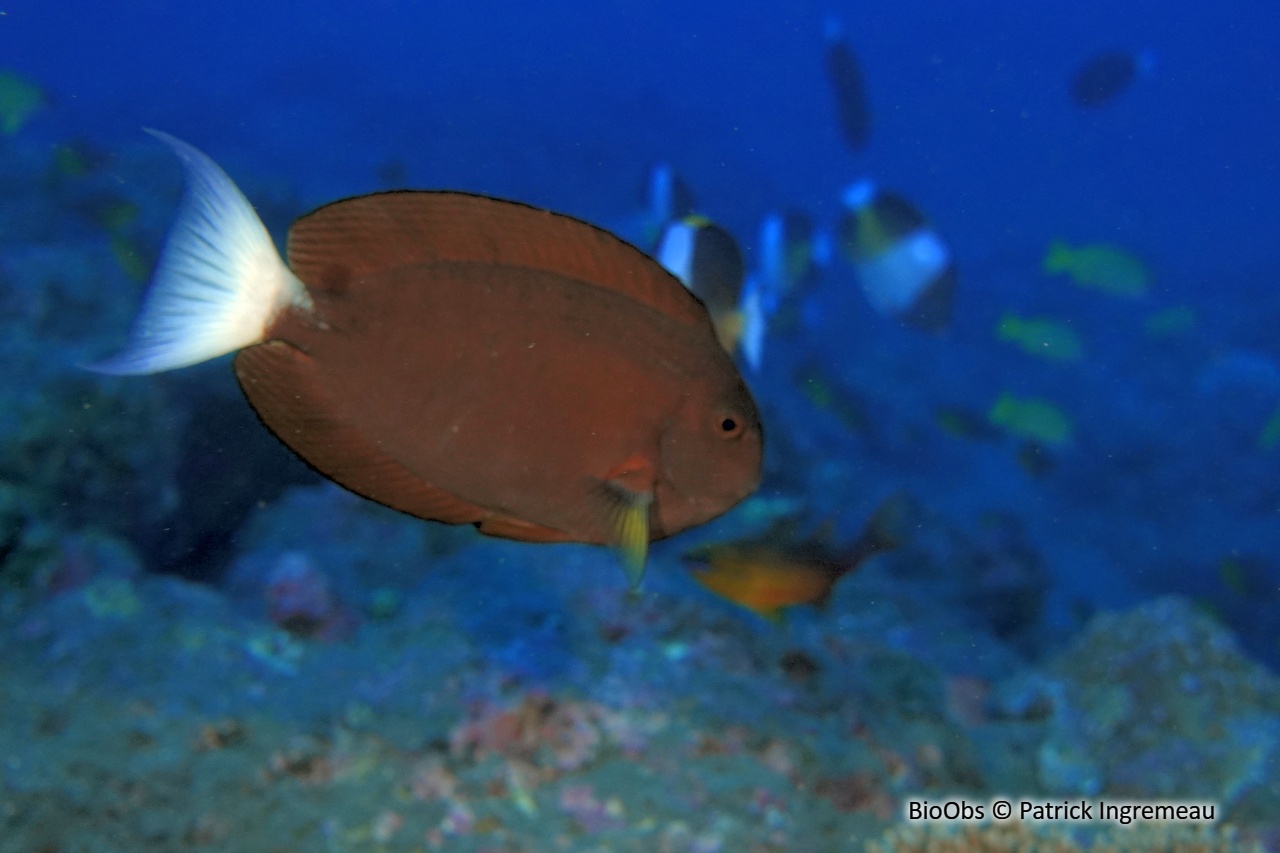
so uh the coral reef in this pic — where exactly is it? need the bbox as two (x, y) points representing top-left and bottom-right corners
(867, 820), (1261, 853)
(0, 376), (180, 544)
(1024, 598), (1280, 817)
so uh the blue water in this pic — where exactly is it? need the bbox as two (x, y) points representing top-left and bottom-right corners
(10, 1), (1278, 270)
(4, 1), (1280, 847)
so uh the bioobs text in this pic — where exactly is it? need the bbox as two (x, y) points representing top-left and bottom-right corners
(906, 800), (985, 821)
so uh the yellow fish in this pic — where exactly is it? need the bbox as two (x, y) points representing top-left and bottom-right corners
(110, 235), (150, 283)
(96, 200), (140, 234)
(988, 393), (1073, 446)
(1044, 240), (1148, 297)
(935, 406), (1003, 441)
(51, 142), (96, 178)
(996, 314), (1083, 362)
(1217, 553), (1278, 601)
(1258, 404), (1280, 451)
(682, 494), (911, 620)
(0, 71), (45, 135)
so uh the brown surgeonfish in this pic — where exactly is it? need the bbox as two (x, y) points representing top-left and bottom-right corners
(92, 132), (763, 586)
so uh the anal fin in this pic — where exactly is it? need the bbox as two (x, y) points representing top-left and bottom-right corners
(234, 341), (487, 526)
(476, 514), (576, 544)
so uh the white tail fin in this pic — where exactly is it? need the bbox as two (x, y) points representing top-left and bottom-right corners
(90, 130), (311, 375)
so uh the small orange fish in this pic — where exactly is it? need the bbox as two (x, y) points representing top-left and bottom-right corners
(682, 494), (912, 620)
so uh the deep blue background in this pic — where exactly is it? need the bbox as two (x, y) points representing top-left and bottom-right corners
(6, 0), (1277, 285)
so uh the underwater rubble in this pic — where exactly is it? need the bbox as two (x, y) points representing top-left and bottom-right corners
(2, 491), (1278, 850)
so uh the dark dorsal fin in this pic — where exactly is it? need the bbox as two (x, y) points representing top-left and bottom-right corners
(234, 340), (490, 526)
(287, 191), (710, 327)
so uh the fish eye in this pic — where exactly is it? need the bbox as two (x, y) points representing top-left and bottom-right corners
(718, 415), (741, 438)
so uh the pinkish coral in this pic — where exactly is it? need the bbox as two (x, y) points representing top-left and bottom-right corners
(557, 784), (625, 834)
(409, 757), (459, 802)
(370, 810), (403, 842)
(813, 771), (896, 820)
(450, 693), (604, 772)
(439, 801), (475, 836)
(758, 739), (796, 779)
(542, 700), (602, 772)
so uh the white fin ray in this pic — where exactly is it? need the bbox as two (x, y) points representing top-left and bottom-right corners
(738, 274), (766, 372)
(655, 220), (696, 290)
(90, 130), (311, 375)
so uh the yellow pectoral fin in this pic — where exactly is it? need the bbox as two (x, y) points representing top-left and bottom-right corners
(600, 454), (657, 589)
(615, 491), (653, 590)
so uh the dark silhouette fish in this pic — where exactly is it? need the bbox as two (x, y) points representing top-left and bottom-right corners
(655, 216), (747, 353)
(93, 132), (764, 585)
(824, 18), (871, 151)
(1070, 50), (1138, 108)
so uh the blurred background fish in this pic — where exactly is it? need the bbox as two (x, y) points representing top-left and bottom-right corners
(935, 404), (1004, 442)
(988, 393), (1074, 447)
(0, 70), (45, 135)
(1070, 48), (1156, 108)
(837, 179), (955, 332)
(737, 210), (827, 371)
(753, 210), (824, 320)
(1044, 239), (1149, 297)
(823, 17), (871, 152)
(996, 313), (1085, 362)
(1257, 404), (1280, 451)
(656, 214), (748, 353)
